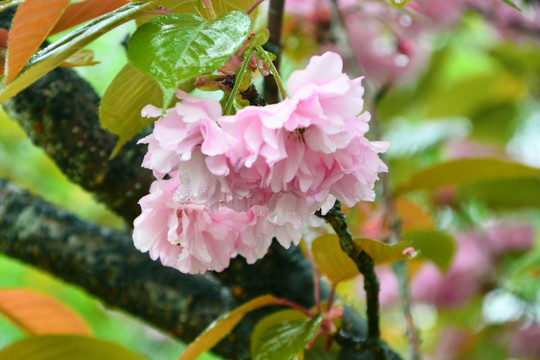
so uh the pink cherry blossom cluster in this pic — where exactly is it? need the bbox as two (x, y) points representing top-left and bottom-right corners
(133, 52), (388, 274)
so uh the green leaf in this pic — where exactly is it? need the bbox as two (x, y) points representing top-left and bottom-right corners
(469, 103), (518, 144)
(0, 335), (148, 360)
(179, 295), (280, 360)
(312, 234), (359, 283)
(395, 158), (540, 195)
(354, 238), (412, 265)
(250, 309), (309, 356)
(401, 230), (456, 272)
(128, 11), (251, 107)
(0, 1), (155, 103)
(138, 0), (254, 22)
(251, 314), (323, 360)
(303, 336), (341, 360)
(500, 0), (520, 11)
(457, 178), (540, 210)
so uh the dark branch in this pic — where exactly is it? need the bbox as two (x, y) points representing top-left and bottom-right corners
(320, 201), (386, 360)
(0, 179), (229, 346)
(2, 67), (152, 224)
(0, 178), (314, 359)
(0, 9), (401, 360)
(263, 0), (285, 104)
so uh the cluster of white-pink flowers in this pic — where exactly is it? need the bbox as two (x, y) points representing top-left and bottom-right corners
(133, 52), (389, 274)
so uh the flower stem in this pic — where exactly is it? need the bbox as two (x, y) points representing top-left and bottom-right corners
(277, 298), (315, 318)
(255, 45), (288, 100)
(246, 0), (266, 15)
(201, 0), (216, 20)
(223, 49), (254, 115)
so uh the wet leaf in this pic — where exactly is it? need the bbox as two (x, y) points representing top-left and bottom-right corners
(251, 314), (322, 360)
(137, 0), (254, 24)
(250, 309), (309, 356)
(128, 11), (251, 107)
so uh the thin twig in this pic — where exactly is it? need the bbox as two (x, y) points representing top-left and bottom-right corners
(201, 0), (216, 20)
(370, 87), (422, 360)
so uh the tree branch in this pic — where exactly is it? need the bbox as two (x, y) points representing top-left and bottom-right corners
(2, 66), (153, 224)
(263, 0), (285, 104)
(320, 201), (386, 360)
(0, 179), (234, 349)
(0, 178), (389, 359)
(0, 8), (402, 360)
(370, 87), (422, 360)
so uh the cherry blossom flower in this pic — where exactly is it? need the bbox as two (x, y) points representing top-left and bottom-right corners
(133, 173), (301, 274)
(219, 52), (389, 221)
(134, 51), (387, 274)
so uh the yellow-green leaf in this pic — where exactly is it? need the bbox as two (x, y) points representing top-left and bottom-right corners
(178, 294), (280, 360)
(402, 230), (456, 272)
(395, 158), (540, 195)
(99, 62), (163, 158)
(312, 234), (359, 283)
(354, 238), (412, 265)
(0, 1), (154, 103)
(0, 335), (148, 360)
(0, 288), (91, 336)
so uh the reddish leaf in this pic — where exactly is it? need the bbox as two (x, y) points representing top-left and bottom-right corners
(5, 0), (70, 84)
(0, 28), (9, 75)
(0, 288), (91, 336)
(51, 0), (128, 35)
